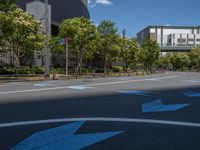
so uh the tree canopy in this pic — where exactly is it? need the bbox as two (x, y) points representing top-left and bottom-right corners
(59, 17), (97, 74)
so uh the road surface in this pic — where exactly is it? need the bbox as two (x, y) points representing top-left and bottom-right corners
(0, 72), (200, 150)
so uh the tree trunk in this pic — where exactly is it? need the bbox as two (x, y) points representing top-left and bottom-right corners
(104, 54), (108, 75)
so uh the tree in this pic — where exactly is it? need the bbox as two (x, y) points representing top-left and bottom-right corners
(157, 53), (173, 70)
(49, 36), (65, 67)
(141, 38), (160, 72)
(1, 8), (45, 66)
(97, 20), (119, 73)
(170, 53), (191, 71)
(118, 37), (140, 71)
(59, 17), (97, 75)
(0, 0), (16, 12)
(189, 46), (200, 71)
(83, 32), (101, 70)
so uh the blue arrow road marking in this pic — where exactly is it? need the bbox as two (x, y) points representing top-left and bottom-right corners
(36, 131), (123, 150)
(142, 99), (190, 113)
(12, 121), (123, 150)
(184, 91), (200, 97)
(12, 121), (85, 150)
(118, 90), (154, 96)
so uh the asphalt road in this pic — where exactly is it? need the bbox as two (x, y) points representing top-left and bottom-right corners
(0, 72), (200, 150)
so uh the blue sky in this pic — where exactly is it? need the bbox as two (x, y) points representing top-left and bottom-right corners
(88, 0), (200, 37)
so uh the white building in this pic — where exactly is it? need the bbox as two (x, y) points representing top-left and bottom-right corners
(137, 25), (200, 52)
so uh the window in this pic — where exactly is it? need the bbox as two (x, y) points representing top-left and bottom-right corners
(196, 39), (200, 42)
(177, 38), (186, 43)
(188, 39), (194, 42)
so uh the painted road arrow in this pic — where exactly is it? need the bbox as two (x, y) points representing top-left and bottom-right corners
(142, 99), (190, 113)
(184, 91), (200, 97)
(118, 90), (154, 96)
(12, 121), (123, 150)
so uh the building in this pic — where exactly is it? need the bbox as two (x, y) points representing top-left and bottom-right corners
(137, 25), (200, 52)
(16, 0), (90, 36)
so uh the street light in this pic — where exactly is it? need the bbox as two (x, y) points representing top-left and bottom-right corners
(44, 0), (50, 78)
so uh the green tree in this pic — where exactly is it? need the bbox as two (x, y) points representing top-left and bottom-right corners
(1, 8), (45, 66)
(49, 36), (65, 67)
(97, 20), (119, 73)
(0, 0), (16, 12)
(189, 46), (200, 71)
(141, 38), (160, 72)
(118, 37), (140, 71)
(59, 17), (97, 75)
(83, 32), (101, 70)
(157, 53), (173, 70)
(171, 53), (191, 71)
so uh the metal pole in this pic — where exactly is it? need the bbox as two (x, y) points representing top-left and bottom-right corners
(66, 39), (68, 77)
(44, 0), (50, 78)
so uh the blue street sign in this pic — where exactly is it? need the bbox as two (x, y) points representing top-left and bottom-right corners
(12, 121), (123, 150)
(142, 99), (190, 113)
(60, 38), (68, 45)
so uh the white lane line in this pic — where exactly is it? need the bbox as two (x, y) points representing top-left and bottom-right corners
(0, 82), (32, 87)
(81, 75), (178, 87)
(184, 80), (200, 83)
(0, 117), (200, 128)
(0, 86), (68, 95)
(0, 75), (179, 95)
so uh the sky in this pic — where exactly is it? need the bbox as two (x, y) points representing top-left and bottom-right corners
(88, 0), (200, 37)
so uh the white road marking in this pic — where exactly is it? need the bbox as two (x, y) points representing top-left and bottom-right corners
(0, 86), (68, 95)
(0, 82), (32, 87)
(0, 74), (179, 95)
(68, 86), (94, 90)
(81, 75), (178, 87)
(184, 80), (200, 83)
(0, 117), (200, 128)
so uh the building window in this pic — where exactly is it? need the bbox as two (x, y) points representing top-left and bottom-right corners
(188, 39), (194, 42)
(196, 39), (200, 42)
(177, 38), (186, 43)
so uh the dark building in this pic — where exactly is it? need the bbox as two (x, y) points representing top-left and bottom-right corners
(16, 0), (90, 36)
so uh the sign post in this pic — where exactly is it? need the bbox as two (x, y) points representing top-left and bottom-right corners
(60, 38), (68, 78)
(44, 0), (50, 78)
(65, 38), (68, 77)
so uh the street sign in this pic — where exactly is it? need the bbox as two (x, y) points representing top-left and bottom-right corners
(60, 38), (68, 45)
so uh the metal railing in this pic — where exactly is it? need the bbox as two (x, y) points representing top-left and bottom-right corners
(159, 45), (195, 51)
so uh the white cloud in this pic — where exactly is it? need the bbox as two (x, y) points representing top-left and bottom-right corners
(96, 0), (113, 5)
(88, 0), (113, 8)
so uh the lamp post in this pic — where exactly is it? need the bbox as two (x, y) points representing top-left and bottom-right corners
(44, 0), (50, 78)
